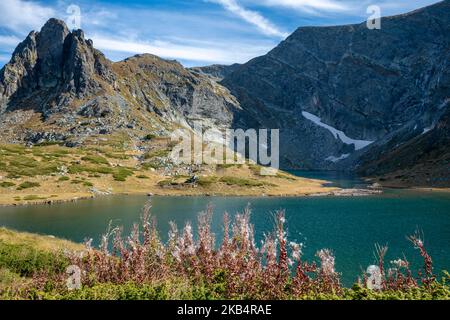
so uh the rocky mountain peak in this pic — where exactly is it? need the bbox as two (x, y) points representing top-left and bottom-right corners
(35, 18), (70, 88)
(0, 18), (114, 113)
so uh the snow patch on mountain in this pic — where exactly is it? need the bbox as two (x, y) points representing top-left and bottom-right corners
(302, 111), (374, 150)
(325, 154), (350, 163)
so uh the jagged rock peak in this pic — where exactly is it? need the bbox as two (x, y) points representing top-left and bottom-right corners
(0, 18), (115, 111)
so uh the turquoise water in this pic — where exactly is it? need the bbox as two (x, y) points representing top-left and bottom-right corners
(0, 189), (449, 286)
(288, 170), (366, 188)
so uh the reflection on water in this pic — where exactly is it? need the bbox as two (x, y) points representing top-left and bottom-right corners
(288, 170), (368, 188)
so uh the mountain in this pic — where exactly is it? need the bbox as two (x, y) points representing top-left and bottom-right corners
(190, 64), (241, 81)
(357, 106), (450, 187)
(0, 19), (239, 147)
(0, 1), (449, 187)
(220, 0), (450, 177)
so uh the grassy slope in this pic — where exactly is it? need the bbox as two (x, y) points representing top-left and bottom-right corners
(0, 227), (85, 298)
(0, 142), (337, 206)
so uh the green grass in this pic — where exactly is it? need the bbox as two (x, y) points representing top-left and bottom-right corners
(0, 145), (27, 155)
(136, 175), (149, 179)
(157, 179), (180, 187)
(113, 168), (134, 181)
(103, 152), (129, 160)
(197, 176), (219, 187)
(219, 176), (275, 187)
(23, 195), (47, 201)
(0, 240), (69, 278)
(0, 154), (60, 177)
(144, 149), (170, 160)
(81, 155), (109, 165)
(16, 182), (40, 190)
(68, 164), (113, 175)
(58, 176), (70, 182)
(0, 181), (15, 188)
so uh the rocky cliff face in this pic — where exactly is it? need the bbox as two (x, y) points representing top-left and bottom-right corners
(0, 19), (115, 115)
(221, 0), (450, 172)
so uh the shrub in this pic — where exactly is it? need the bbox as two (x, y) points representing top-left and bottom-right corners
(23, 195), (47, 201)
(81, 155), (109, 165)
(219, 176), (275, 187)
(197, 176), (218, 187)
(113, 168), (134, 182)
(17, 182), (40, 190)
(0, 182), (15, 188)
(0, 241), (68, 277)
(68, 165), (113, 175)
(3, 204), (449, 300)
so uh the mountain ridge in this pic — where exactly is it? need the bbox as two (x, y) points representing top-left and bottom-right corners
(0, 1), (449, 187)
(219, 0), (449, 182)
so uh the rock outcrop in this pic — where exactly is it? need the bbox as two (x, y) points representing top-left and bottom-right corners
(220, 0), (450, 173)
(0, 19), (240, 146)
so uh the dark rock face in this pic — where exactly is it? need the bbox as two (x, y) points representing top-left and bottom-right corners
(190, 64), (241, 81)
(36, 18), (70, 88)
(357, 107), (450, 187)
(0, 18), (114, 115)
(221, 0), (450, 171)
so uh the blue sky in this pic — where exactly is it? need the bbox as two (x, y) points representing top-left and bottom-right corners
(0, 0), (442, 67)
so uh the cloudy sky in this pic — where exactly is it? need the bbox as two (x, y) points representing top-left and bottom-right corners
(0, 0), (442, 67)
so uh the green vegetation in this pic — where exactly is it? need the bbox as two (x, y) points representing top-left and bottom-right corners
(17, 182), (40, 190)
(113, 168), (134, 181)
(58, 176), (70, 182)
(23, 195), (48, 201)
(157, 179), (180, 187)
(0, 208), (449, 300)
(68, 164), (114, 175)
(219, 176), (275, 187)
(0, 181), (15, 188)
(81, 155), (109, 165)
(144, 134), (157, 140)
(144, 149), (170, 160)
(136, 175), (149, 179)
(158, 176), (276, 188)
(197, 176), (219, 187)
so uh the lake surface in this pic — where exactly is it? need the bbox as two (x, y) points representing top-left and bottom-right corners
(0, 183), (449, 286)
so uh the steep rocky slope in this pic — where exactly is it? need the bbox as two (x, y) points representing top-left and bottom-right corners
(221, 0), (450, 175)
(358, 107), (450, 187)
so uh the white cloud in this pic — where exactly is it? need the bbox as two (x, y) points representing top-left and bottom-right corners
(0, 35), (22, 47)
(257, 0), (349, 12)
(91, 35), (270, 64)
(210, 0), (288, 38)
(0, 0), (55, 34)
(0, 54), (12, 63)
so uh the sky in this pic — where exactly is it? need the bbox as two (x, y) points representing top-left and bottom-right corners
(0, 0), (443, 67)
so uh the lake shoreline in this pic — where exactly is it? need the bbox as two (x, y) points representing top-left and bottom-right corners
(0, 187), (392, 207)
(3, 183), (450, 208)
